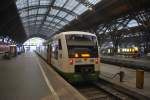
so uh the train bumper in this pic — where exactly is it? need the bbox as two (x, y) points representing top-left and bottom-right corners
(63, 71), (99, 83)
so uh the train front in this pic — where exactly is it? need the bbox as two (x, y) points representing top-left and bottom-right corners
(65, 33), (100, 83)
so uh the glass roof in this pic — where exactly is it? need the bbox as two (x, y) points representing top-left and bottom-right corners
(16, 0), (101, 37)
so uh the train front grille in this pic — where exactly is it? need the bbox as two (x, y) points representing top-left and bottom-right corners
(75, 64), (94, 73)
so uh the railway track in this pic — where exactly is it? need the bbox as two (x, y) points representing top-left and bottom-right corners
(76, 84), (115, 100)
(74, 81), (134, 100)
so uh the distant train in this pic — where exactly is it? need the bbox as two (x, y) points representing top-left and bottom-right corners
(101, 47), (139, 57)
(0, 44), (9, 54)
(0, 43), (24, 57)
(37, 31), (100, 83)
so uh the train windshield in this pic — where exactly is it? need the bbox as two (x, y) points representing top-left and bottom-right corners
(66, 34), (97, 42)
(65, 34), (98, 58)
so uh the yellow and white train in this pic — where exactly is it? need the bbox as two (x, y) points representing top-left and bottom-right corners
(37, 31), (100, 83)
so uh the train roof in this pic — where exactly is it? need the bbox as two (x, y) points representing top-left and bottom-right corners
(59, 31), (96, 36)
(44, 31), (96, 45)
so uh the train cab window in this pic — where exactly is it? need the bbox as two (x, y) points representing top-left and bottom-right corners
(58, 39), (62, 50)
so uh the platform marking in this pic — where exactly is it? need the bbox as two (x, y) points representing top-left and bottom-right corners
(35, 57), (60, 100)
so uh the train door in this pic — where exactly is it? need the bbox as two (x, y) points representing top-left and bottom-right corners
(47, 44), (51, 64)
(58, 39), (63, 67)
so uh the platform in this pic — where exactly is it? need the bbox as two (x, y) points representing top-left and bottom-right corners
(101, 56), (150, 71)
(100, 63), (150, 99)
(0, 52), (86, 100)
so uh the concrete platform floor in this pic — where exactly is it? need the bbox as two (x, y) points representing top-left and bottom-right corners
(100, 63), (150, 99)
(0, 53), (50, 100)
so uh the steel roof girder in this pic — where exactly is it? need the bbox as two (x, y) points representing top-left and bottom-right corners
(18, 5), (78, 16)
(22, 14), (69, 23)
(23, 20), (63, 28)
(24, 22), (59, 30)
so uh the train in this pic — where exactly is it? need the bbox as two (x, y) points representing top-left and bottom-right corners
(0, 42), (24, 58)
(36, 31), (100, 83)
(0, 43), (9, 54)
(101, 47), (139, 57)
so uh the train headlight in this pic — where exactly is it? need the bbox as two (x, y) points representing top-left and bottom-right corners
(95, 58), (99, 64)
(69, 59), (74, 65)
(75, 53), (79, 58)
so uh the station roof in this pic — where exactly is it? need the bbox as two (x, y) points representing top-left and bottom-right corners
(16, 0), (101, 38)
(59, 0), (150, 32)
(0, 0), (27, 43)
(17, 0), (150, 39)
(0, 0), (149, 43)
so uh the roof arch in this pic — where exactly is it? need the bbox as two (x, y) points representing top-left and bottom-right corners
(22, 14), (69, 23)
(19, 5), (78, 16)
(16, 0), (101, 37)
(23, 20), (63, 28)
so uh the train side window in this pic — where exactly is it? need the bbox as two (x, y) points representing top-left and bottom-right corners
(59, 39), (62, 50)
(51, 40), (59, 60)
